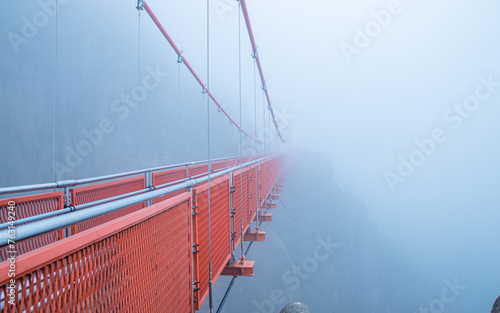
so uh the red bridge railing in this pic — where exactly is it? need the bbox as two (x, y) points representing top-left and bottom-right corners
(0, 155), (286, 312)
(0, 193), (65, 262)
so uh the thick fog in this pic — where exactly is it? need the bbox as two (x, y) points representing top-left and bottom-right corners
(1, 0), (499, 312)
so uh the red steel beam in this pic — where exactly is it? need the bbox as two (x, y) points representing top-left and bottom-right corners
(143, 2), (263, 143)
(239, 0), (286, 143)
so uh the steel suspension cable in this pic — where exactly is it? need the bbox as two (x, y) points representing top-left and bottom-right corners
(253, 45), (259, 232)
(137, 7), (142, 169)
(239, 0), (286, 143)
(207, 1), (214, 312)
(142, 1), (262, 143)
(52, 1), (58, 184)
(238, 0), (245, 260)
(178, 60), (181, 162)
(262, 85), (267, 153)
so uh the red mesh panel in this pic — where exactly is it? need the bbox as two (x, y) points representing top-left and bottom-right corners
(0, 193), (193, 313)
(258, 161), (266, 207)
(193, 176), (231, 310)
(264, 160), (271, 199)
(0, 193), (65, 261)
(270, 159), (273, 188)
(211, 161), (226, 171)
(248, 165), (258, 224)
(275, 160), (278, 181)
(231, 168), (249, 250)
(188, 164), (208, 177)
(70, 176), (145, 233)
(152, 168), (187, 204)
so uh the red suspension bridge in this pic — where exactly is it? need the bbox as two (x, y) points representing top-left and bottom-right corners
(0, 155), (286, 312)
(0, 1), (289, 312)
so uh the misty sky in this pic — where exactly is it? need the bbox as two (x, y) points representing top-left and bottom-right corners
(1, 0), (499, 312)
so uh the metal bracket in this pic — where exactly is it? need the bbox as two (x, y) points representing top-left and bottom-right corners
(177, 51), (183, 64)
(261, 82), (266, 91)
(230, 186), (236, 193)
(63, 186), (72, 207)
(202, 85), (208, 94)
(251, 48), (258, 59)
(136, 0), (144, 10)
(193, 280), (200, 292)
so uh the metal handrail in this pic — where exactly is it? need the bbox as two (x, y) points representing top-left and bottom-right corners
(0, 155), (276, 246)
(0, 163), (235, 230)
(0, 154), (256, 196)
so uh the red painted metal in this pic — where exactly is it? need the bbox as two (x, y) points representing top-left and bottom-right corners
(267, 161), (272, 198)
(189, 164), (209, 178)
(231, 167), (250, 250)
(270, 159), (275, 192)
(268, 160), (273, 196)
(239, 0), (286, 143)
(248, 165), (258, 226)
(0, 192), (65, 261)
(211, 160), (227, 171)
(143, 1), (263, 143)
(221, 260), (255, 277)
(192, 176), (231, 310)
(152, 167), (187, 204)
(268, 160), (273, 195)
(244, 230), (266, 242)
(254, 212), (272, 222)
(264, 202), (277, 209)
(0, 156), (284, 311)
(261, 160), (271, 204)
(0, 193), (193, 313)
(70, 176), (145, 234)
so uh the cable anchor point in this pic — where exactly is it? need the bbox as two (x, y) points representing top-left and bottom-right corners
(136, 0), (145, 11)
(239, 254), (246, 265)
(202, 85), (208, 94)
(251, 48), (258, 59)
(177, 51), (183, 64)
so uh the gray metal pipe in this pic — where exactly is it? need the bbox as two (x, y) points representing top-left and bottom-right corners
(0, 154), (253, 196)
(0, 156), (274, 247)
(0, 162), (238, 230)
(0, 208), (73, 230)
